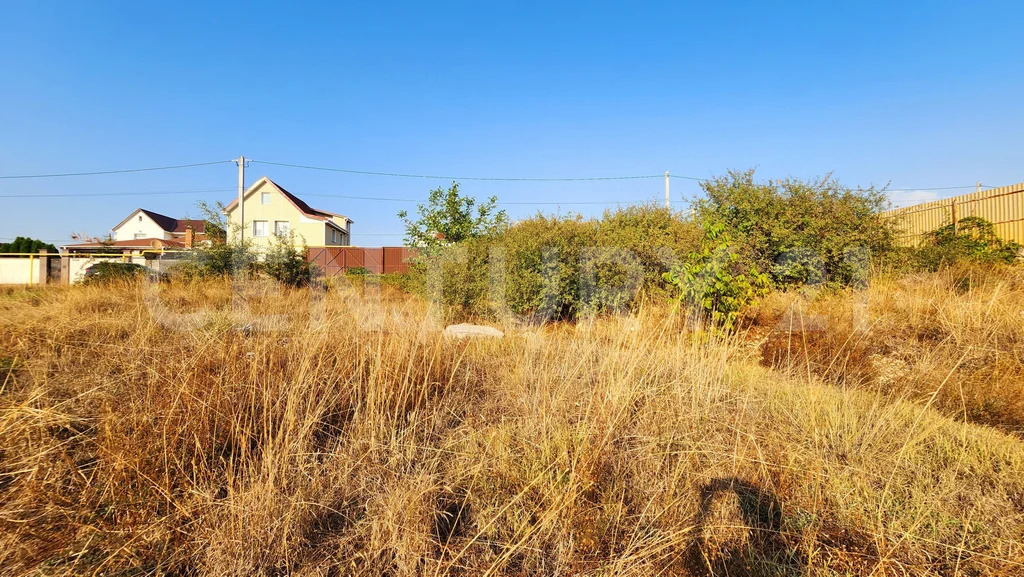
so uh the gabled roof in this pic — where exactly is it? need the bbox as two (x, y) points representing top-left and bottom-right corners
(223, 177), (353, 223)
(112, 208), (206, 234)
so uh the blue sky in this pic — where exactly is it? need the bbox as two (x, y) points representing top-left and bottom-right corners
(1, 1), (1022, 247)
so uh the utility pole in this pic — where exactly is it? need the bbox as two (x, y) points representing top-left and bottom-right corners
(234, 156), (248, 242)
(976, 181), (982, 193)
(665, 171), (670, 209)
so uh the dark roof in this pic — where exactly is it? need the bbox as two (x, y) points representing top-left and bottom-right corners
(136, 210), (205, 234)
(139, 209), (178, 232)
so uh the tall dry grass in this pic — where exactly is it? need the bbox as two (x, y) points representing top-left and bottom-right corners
(758, 263), (1024, 435)
(0, 277), (1022, 576)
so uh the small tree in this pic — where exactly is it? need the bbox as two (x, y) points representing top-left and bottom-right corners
(397, 182), (507, 250)
(195, 200), (228, 243)
(664, 222), (771, 331)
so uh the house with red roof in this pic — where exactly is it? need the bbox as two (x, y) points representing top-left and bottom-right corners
(61, 208), (206, 254)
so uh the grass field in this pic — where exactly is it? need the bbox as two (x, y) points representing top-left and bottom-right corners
(1, 271), (1023, 576)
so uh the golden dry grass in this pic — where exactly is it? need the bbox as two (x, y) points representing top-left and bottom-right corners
(757, 264), (1024, 435)
(0, 275), (1023, 576)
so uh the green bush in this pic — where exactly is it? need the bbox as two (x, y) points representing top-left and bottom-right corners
(664, 222), (771, 331)
(81, 262), (153, 285)
(694, 170), (894, 288)
(262, 234), (315, 288)
(911, 217), (1022, 270)
(411, 206), (700, 322)
(173, 242), (256, 280)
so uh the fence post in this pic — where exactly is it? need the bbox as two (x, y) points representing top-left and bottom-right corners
(951, 199), (958, 234)
(37, 249), (48, 285)
(61, 253), (70, 285)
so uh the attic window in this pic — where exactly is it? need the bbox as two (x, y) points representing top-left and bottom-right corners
(138, 215), (142, 221)
(261, 192), (271, 205)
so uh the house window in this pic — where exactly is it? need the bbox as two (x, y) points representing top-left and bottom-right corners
(274, 220), (290, 236)
(331, 229), (338, 244)
(134, 233), (147, 240)
(261, 192), (271, 205)
(253, 220), (268, 237)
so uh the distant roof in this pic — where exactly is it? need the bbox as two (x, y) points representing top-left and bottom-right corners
(224, 177), (353, 223)
(114, 209), (206, 234)
(61, 238), (186, 250)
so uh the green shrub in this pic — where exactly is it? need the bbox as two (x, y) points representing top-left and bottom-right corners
(80, 262), (149, 285)
(411, 206), (701, 322)
(664, 222), (771, 331)
(262, 234), (315, 288)
(174, 241), (257, 280)
(912, 217), (1022, 270)
(596, 204), (701, 300)
(694, 170), (895, 288)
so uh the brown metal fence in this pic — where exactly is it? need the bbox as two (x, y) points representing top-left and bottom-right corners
(307, 246), (416, 275)
(883, 182), (1024, 246)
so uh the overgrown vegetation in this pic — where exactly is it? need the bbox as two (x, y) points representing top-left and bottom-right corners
(409, 204), (701, 321)
(693, 170), (895, 288)
(1, 276), (1023, 576)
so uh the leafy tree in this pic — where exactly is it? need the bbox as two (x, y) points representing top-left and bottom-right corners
(663, 222), (771, 331)
(397, 182), (507, 250)
(195, 200), (228, 243)
(0, 236), (57, 253)
(693, 170), (894, 288)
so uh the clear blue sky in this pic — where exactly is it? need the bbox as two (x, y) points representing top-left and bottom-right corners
(1, 1), (1021, 247)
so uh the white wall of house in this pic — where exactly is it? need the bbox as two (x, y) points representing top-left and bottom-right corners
(113, 210), (173, 242)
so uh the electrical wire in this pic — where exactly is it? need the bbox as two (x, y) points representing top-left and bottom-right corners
(0, 160), (234, 180)
(251, 160), (666, 181)
(0, 188), (234, 199)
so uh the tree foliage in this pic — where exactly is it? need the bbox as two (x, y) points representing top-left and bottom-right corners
(195, 200), (228, 243)
(397, 182), (507, 250)
(0, 236), (57, 253)
(693, 170), (894, 288)
(664, 222), (771, 331)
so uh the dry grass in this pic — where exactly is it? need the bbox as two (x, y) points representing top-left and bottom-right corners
(757, 264), (1024, 436)
(1, 275), (1023, 576)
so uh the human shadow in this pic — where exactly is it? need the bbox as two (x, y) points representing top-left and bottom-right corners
(687, 477), (805, 577)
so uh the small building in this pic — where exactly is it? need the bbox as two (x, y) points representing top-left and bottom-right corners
(222, 177), (352, 249)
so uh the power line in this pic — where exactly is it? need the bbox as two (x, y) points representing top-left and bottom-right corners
(0, 160), (234, 180)
(0, 189), (232, 200)
(251, 159), (667, 181)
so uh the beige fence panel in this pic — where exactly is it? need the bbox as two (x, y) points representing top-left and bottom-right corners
(883, 182), (1024, 246)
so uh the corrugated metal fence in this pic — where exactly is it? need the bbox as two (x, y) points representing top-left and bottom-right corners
(307, 246), (416, 275)
(883, 182), (1024, 246)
